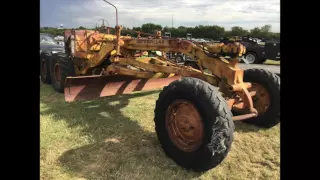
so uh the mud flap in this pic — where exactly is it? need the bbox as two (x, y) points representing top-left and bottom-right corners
(64, 75), (181, 102)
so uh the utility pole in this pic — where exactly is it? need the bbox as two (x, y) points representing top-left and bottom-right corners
(132, 19), (134, 29)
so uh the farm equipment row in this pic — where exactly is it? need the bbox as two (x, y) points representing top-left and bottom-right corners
(40, 0), (280, 172)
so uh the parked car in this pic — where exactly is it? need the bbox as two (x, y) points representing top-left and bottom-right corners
(40, 33), (65, 83)
(240, 37), (280, 64)
(54, 35), (65, 46)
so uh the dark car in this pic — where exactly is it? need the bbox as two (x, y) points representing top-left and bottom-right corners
(240, 37), (280, 64)
(40, 33), (65, 83)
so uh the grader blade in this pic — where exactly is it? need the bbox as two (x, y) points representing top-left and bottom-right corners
(64, 75), (181, 102)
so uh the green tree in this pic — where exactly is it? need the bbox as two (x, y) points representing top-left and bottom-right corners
(133, 27), (142, 31)
(40, 23), (279, 40)
(229, 26), (248, 36)
(250, 27), (261, 37)
(260, 25), (271, 33)
(259, 25), (272, 38)
(141, 23), (162, 34)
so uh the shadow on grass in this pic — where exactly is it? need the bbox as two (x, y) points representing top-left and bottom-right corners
(40, 83), (274, 179)
(233, 116), (280, 133)
(40, 85), (202, 179)
(233, 121), (260, 133)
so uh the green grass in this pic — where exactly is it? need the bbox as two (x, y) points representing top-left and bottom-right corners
(264, 60), (280, 65)
(40, 83), (280, 180)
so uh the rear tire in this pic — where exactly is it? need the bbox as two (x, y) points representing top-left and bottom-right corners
(50, 53), (76, 93)
(242, 69), (280, 128)
(154, 77), (234, 172)
(40, 52), (52, 84)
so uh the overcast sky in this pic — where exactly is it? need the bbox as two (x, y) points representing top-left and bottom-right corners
(40, 0), (280, 32)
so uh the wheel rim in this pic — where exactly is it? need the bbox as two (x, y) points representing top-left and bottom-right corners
(54, 63), (61, 83)
(248, 83), (271, 115)
(176, 56), (182, 63)
(165, 99), (204, 152)
(41, 59), (47, 78)
(245, 54), (256, 63)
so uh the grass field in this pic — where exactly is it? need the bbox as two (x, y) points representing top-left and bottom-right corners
(264, 60), (280, 65)
(40, 83), (280, 180)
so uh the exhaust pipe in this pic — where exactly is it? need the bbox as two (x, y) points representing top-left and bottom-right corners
(103, 0), (118, 26)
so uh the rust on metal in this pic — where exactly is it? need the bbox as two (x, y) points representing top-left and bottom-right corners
(118, 57), (219, 86)
(226, 99), (235, 110)
(249, 91), (257, 96)
(230, 82), (252, 91)
(233, 102), (245, 110)
(59, 2), (263, 119)
(105, 64), (157, 78)
(64, 75), (181, 102)
(232, 113), (257, 121)
(165, 99), (204, 152)
(248, 83), (271, 115)
(231, 86), (258, 115)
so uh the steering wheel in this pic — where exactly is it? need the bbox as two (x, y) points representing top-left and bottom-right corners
(95, 19), (109, 30)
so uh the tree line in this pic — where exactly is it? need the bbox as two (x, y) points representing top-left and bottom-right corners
(40, 23), (280, 40)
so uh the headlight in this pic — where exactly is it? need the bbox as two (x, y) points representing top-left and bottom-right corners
(40, 50), (42, 54)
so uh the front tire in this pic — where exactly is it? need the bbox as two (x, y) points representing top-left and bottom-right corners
(154, 77), (234, 172)
(243, 69), (280, 128)
(50, 53), (76, 93)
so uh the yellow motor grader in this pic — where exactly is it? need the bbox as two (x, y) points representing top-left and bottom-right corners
(43, 0), (280, 172)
